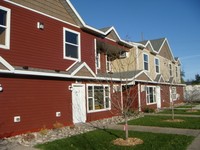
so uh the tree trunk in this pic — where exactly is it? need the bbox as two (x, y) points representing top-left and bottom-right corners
(171, 101), (174, 120)
(125, 114), (129, 139)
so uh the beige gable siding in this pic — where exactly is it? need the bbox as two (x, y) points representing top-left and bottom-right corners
(74, 66), (94, 77)
(159, 42), (173, 60)
(106, 30), (119, 41)
(136, 73), (151, 81)
(11, 0), (78, 26)
(0, 63), (8, 70)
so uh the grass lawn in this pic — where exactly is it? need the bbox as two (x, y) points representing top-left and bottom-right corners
(128, 116), (200, 129)
(175, 103), (199, 108)
(159, 109), (200, 115)
(35, 129), (194, 150)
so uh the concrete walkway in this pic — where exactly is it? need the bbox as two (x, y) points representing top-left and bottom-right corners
(144, 113), (200, 118)
(106, 124), (200, 150)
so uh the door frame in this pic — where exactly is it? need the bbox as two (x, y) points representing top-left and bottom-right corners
(72, 83), (86, 124)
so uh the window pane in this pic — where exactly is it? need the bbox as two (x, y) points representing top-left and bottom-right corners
(88, 98), (93, 110)
(94, 86), (104, 110)
(65, 44), (78, 58)
(144, 54), (148, 61)
(88, 86), (93, 97)
(105, 97), (110, 108)
(0, 27), (6, 45)
(66, 31), (78, 44)
(0, 9), (7, 26)
(144, 62), (148, 70)
(105, 87), (109, 96)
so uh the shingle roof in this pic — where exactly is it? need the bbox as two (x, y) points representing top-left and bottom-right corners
(97, 70), (142, 79)
(150, 38), (165, 52)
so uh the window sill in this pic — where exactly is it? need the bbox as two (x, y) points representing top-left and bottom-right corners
(146, 102), (157, 105)
(87, 108), (111, 113)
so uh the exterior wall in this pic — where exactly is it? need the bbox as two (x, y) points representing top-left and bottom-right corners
(0, 1), (96, 73)
(0, 74), (73, 137)
(112, 47), (137, 72)
(10, 0), (78, 26)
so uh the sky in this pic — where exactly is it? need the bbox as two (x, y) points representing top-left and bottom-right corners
(71, 0), (200, 81)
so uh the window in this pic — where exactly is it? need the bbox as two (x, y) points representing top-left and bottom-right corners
(171, 87), (177, 100)
(0, 6), (11, 49)
(96, 52), (100, 69)
(146, 86), (156, 104)
(63, 28), (80, 61)
(106, 55), (112, 72)
(176, 66), (178, 77)
(87, 85), (110, 112)
(155, 58), (160, 73)
(169, 63), (172, 76)
(143, 53), (149, 71)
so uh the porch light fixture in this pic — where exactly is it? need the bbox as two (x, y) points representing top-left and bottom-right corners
(37, 22), (44, 30)
(0, 84), (3, 92)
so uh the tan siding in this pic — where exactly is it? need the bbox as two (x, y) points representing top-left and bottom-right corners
(11, 0), (78, 25)
(74, 66), (94, 77)
(159, 42), (173, 60)
(0, 63), (8, 70)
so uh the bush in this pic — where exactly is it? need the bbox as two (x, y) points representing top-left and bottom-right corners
(144, 107), (155, 113)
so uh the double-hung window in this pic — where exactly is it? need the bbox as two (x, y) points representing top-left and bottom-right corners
(106, 55), (112, 72)
(146, 86), (156, 104)
(87, 85), (110, 112)
(143, 53), (149, 71)
(0, 6), (11, 49)
(155, 58), (160, 73)
(63, 28), (80, 61)
(169, 63), (172, 76)
(171, 87), (177, 101)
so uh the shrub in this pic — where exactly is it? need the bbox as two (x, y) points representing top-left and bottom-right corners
(144, 107), (155, 113)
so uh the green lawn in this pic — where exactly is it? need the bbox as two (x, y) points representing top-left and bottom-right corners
(175, 103), (199, 108)
(35, 129), (194, 150)
(128, 116), (200, 129)
(159, 109), (200, 115)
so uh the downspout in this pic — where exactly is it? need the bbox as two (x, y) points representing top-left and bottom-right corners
(138, 83), (141, 111)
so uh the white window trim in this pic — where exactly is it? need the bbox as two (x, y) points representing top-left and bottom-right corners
(63, 27), (81, 61)
(0, 6), (11, 49)
(154, 57), (160, 74)
(143, 53), (149, 72)
(171, 86), (177, 101)
(146, 86), (157, 105)
(86, 84), (111, 113)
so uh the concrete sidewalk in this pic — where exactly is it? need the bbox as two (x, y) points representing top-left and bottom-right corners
(106, 124), (200, 150)
(144, 113), (200, 118)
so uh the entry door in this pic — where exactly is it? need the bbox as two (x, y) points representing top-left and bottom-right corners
(72, 84), (86, 123)
(156, 86), (161, 109)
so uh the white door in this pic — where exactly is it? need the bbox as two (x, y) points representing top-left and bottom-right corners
(156, 86), (161, 109)
(72, 84), (86, 124)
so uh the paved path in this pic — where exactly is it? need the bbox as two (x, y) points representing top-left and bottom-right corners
(144, 113), (200, 118)
(106, 124), (200, 150)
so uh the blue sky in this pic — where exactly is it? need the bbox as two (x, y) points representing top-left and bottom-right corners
(71, 0), (200, 81)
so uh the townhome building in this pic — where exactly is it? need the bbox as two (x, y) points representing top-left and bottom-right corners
(0, 0), (132, 137)
(111, 38), (184, 111)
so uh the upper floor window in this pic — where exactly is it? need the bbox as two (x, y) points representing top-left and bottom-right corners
(143, 53), (149, 71)
(63, 28), (80, 61)
(146, 86), (156, 104)
(96, 52), (100, 69)
(169, 63), (172, 76)
(106, 55), (112, 72)
(176, 66), (178, 77)
(155, 58), (160, 73)
(0, 6), (11, 49)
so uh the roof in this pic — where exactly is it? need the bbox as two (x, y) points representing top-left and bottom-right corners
(150, 38), (165, 52)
